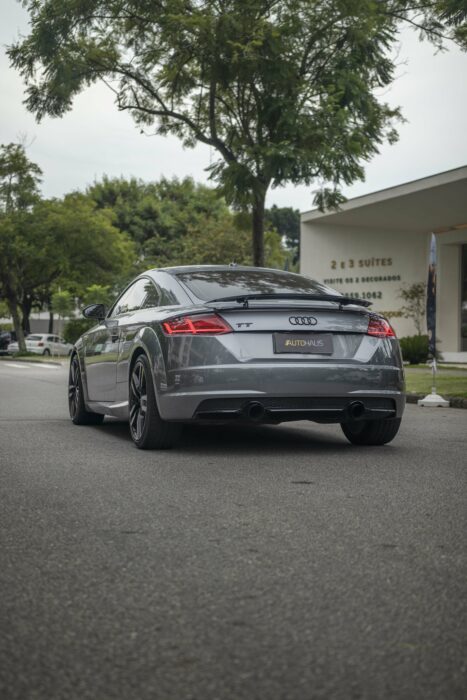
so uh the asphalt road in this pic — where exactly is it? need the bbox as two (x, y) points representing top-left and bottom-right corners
(1, 360), (466, 700)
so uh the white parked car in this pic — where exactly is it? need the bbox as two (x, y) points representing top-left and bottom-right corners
(8, 333), (74, 356)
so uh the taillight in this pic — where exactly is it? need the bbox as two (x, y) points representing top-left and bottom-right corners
(162, 313), (233, 335)
(37, 342), (44, 347)
(367, 315), (395, 338)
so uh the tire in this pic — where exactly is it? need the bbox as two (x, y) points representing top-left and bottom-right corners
(341, 417), (401, 446)
(43, 348), (51, 356)
(68, 355), (104, 425)
(129, 354), (181, 449)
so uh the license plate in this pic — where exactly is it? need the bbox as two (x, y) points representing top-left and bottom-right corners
(273, 333), (334, 354)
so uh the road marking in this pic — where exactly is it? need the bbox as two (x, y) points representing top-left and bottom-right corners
(7, 362), (60, 370)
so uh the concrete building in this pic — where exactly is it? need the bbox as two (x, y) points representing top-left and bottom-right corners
(300, 166), (467, 362)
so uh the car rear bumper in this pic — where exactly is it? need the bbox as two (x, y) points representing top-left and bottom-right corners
(157, 363), (405, 421)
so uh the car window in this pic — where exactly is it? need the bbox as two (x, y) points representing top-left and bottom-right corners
(175, 269), (339, 301)
(111, 278), (157, 317)
(27, 335), (42, 341)
(47, 336), (54, 342)
(140, 280), (161, 309)
(58, 338), (66, 344)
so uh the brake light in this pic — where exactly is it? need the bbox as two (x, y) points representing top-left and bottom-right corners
(367, 316), (395, 338)
(37, 342), (44, 347)
(162, 314), (233, 335)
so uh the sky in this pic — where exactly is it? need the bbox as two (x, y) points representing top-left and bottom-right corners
(1, 0), (467, 212)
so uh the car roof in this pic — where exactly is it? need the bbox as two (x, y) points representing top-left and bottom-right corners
(153, 265), (306, 276)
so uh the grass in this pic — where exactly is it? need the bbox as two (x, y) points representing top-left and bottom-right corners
(0, 353), (68, 363)
(405, 367), (467, 398)
(405, 363), (467, 370)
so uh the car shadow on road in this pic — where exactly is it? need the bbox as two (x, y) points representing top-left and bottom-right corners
(91, 418), (366, 455)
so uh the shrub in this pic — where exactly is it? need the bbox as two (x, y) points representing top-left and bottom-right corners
(63, 318), (94, 344)
(399, 335), (443, 364)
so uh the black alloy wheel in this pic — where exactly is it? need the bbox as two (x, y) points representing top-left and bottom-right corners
(68, 355), (104, 425)
(129, 354), (181, 450)
(129, 358), (148, 442)
(340, 417), (401, 446)
(43, 348), (51, 356)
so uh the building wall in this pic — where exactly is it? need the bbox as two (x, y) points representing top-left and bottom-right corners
(0, 315), (67, 335)
(436, 230), (467, 359)
(300, 223), (431, 339)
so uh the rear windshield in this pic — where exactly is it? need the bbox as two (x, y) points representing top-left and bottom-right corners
(176, 269), (339, 301)
(27, 335), (42, 341)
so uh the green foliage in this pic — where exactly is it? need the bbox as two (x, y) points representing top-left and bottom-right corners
(34, 194), (136, 294)
(399, 335), (442, 364)
(0, 143), (42, 214)
(0, 154), (136, 346)
(10, 1), (465, 264)
(81, 284), (114, 307)
(0, 143), (44, 350)
(63, 318), (94, 345)
(398, 283), (426, 335)
(265, 205), (300, 263)
(0, 301), (10, 320)
(51, 290), (74, 318)
(87, 176), (286, 269)
(88, 176), (227, 252)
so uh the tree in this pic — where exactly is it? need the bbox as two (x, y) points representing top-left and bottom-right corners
(1, 190), (137, 339)
(399, 282), (426, 335)
(87, 176), (228, 250)
(87, 175), (286, 268)
(9, 2), (466, 266)
(87, 176), (230, 265)
(265, 205), (300, 264)
(50, 290), (74, 336)
(51, 290), (74, 318)
(0, 143), (42, 213)
(161, 211), (286, 268)
(0, 143), (42, 351)
(81, 284), (114, 308)
(0, 300), (10, 321)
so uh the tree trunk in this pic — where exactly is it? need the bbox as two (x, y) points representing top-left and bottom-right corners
(21, 296), (32, 335)
(252, 190), (266, 267)
(7, 298), (26, 353)
(48, 311), (54, 333)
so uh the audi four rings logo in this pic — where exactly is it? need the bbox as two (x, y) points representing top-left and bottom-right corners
(289, 316), (318, 326)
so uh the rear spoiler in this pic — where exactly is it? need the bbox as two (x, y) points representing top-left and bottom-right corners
(206, 293), (372, 309)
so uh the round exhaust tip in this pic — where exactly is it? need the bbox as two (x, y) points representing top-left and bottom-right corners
(348, 401), (365, 420)
(245, 402), (265, 421)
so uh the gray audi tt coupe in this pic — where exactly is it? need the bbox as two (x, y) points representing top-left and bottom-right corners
(68, 265), (405, 449)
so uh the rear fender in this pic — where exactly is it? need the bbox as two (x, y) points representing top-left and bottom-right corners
(128, 327), (168, 410)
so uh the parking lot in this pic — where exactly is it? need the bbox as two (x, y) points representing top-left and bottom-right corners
(1, 360), (466, 700)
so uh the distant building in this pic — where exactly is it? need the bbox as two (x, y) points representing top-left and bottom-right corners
(300, 166), (467, 362)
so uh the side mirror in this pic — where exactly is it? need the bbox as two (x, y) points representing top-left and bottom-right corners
(82, 303), (107, 320)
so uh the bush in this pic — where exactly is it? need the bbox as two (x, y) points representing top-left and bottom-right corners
(63, 318), (94, 344)
(399, 335), (443, 364)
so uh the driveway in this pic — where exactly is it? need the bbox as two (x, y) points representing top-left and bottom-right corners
(1, 361), (466, 700)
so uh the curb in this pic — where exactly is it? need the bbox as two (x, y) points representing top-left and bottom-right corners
(0, 357), (65, 367)
(406, 393), (467, 409)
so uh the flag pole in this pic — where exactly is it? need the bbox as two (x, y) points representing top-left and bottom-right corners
(418, 234), (449, 407)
